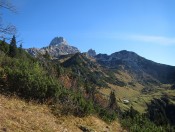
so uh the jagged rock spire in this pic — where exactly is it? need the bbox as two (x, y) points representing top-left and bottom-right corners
(49, 37), (68, 46)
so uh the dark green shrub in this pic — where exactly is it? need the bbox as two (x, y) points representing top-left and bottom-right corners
(0, 56), (61, 101)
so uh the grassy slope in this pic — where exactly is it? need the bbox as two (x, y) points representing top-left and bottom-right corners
(60, 54), (175, 113)
(0, 94), (123, 132)
(99, 69), (175, 113)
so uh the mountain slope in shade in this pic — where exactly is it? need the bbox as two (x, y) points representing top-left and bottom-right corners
(95, 50), (175, 84)
(26, 37), (80, 57)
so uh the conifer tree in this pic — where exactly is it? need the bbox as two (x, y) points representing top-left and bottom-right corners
(0, 38), (9, 54)
(19, 43), (23, 54)
(9, 35), (17, 57)
(0, 38), (5, 51)
(109, 91), (117, 109)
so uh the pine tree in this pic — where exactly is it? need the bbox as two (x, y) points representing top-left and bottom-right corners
(19, 43), (22, 49)
(0, 38), (5, 51)
(9, 35), (17, 57)
(109, 91), (117, 109)
(129, 106), (138, 119)
(0, 38), (9, 54)
(19, 43), (23, 54)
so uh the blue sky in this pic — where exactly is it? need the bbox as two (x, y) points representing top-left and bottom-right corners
(2, 0), (175, 66)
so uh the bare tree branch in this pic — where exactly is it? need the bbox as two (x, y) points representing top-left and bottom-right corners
(0, 24), (16, 35)
(0, 0), (17, 38)
(0, 0), (17, 13)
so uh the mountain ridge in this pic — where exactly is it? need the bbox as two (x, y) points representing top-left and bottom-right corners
(24, 36), (175, 87)
(25, 37), (175, 86)
(95, 50), (175, 84)
(25, 37), (174, 67)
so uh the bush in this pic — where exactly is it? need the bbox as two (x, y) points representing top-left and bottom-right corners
(121, 114), (169, 132)
(120, 107), (175, 132)
(0, 56), (61, 101)
(98, 108), (117, 122)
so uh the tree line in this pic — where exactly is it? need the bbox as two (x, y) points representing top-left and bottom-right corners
(0, 35), (23, 57)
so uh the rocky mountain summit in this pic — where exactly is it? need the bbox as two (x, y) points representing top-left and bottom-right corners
(49, 37), (68, 46)
(87, 49), (96, 57)
(26, 37), (80, 57)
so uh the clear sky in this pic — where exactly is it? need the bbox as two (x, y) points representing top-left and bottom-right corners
(2, 0), (175, 66)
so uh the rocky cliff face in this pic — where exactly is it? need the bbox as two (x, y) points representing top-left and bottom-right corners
(25, 48), (41, 57)
(26, 37), (80, 58)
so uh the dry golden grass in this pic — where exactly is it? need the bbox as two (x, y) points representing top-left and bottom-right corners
(56, 115), (124, 132)
(0, 94), (124, 132)
(0, 95), (62, 132)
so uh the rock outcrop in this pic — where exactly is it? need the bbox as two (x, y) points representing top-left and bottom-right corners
(26, 37), (80, 58)
(87, 49), (96, 57)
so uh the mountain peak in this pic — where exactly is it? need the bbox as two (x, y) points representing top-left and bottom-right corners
(26, 36), (80, 57)
(111, 50), (139, 60)
(49, 37), (68, 46)
(87, 49), (96, 57)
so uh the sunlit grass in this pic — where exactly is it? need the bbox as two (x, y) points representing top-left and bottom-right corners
(0, 94), (123, 132)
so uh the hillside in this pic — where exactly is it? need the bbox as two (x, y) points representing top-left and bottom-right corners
(25, 37), (175, 113)
(58, 50), (175, 113)
(0, 94), (123, 132)
(1, 37), (175, 131)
